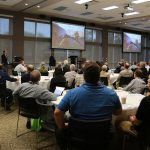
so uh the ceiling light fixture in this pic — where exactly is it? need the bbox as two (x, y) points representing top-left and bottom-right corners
(132, 0), (150, 4)
(25, 3), (28, 6)
(75, 0), (92, 4)
(124, 11), (140, 16)
(124, 4), (134, 11)
(102, 6), (118, 10)
(37, 5), (40, 8)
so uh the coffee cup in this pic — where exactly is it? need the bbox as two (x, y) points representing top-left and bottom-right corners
(121, 96), (126, 104)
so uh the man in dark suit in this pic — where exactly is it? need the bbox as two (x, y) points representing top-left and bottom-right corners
(21, 64), (34, 83)
(1, 50), (8, 72)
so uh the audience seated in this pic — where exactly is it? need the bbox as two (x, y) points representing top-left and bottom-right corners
(116, 62), (133, 87)
(130, 61), (138, 72)
(14, 59), (27, 74)
(0, 64), (18, 110)
(114, 61), (124, 73)
(100, 65), (110, 86)
(54, 61), (122, 150)
(21, 64), (34, 83)
(123, 69), (146, 94)
(13, 70), (56, 129)
(139, 61), (148, 83)
(62, 60), (70, 75)
(49, 67), (67, 93)
(143, 75), (150, 96)
(75, 69), (84, 87)
(64, 64), (77, 88)
(38, 61), (48, 75)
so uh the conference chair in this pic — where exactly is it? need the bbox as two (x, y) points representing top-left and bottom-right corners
(12, 70), (18, 76)
(100, 77), (108, 86)
(36, 99), (56, 149)
(67, 117), (113, 150)
(67, 79), (75, 89)
(0, 83), (10, 110)
(16, 97), (39, 137)
(119, 121), (150, 150)
(119, 77), (133, 87)
(40, 72), (48, 76)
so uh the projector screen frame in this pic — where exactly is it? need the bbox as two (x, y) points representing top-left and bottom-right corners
(122, 31), (142, 53)
(51, 17), (86, 50)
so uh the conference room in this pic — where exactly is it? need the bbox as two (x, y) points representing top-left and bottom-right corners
(0, 0), (150, 150)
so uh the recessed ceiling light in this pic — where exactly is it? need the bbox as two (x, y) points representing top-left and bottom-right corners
(132, 0), (150, 4)
(25, 3), (28, 6)
(124, 11), (140, 16)
(102, 6), (118, 10)
(75, 0), (92, 4)
(37, 5), (40, 8)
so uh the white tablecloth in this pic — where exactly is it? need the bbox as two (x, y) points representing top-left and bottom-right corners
(6, 76), (52, 90)
(52, 89), (145, 124)
(113, 90), (145, 124)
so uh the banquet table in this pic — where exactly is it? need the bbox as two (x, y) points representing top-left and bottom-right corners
(6, 76), (52, 90)
(113, 90), (145, 124)
(52, 89), (145, 124)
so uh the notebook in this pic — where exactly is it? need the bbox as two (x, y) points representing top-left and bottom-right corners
(54, 86), (65, 97)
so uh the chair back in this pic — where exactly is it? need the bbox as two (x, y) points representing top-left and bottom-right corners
(40, 72), (48, 76)
(100, 77), (108, 86)
(68, 79), (75, 89)
(0, 83), (6, 97)
(18, 97), (39, 119)
(67, 117), (112, 149)
(119, 77), (133, 87)
(36, 99), (56, 132)
(12, 70), (18, 76)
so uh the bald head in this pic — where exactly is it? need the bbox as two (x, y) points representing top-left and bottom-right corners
(124, 63), (130, 69)
(70, 64), (76, 71)
(30, 70), (41, 83)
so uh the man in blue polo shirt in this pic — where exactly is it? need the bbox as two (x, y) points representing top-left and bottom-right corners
(54, 61), (122, 150)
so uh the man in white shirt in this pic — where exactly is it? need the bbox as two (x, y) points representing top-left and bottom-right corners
(14, 60), (27, 74)
(64, 64), (76, 88)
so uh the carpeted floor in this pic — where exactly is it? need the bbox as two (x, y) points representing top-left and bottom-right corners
(0, 104), (57, 150)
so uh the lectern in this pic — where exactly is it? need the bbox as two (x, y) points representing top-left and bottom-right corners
(68, 56), (78, 66)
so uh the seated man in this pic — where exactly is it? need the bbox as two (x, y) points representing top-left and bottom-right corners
(21, 64), (34, 83)
(100, 65), (110, 85)
(0, 64), (18, 110)
(64, 64), (77, 88)
(123, 69), (146, 94)
(13, 70), (56, 128)
(38, 61), (48, 75)
(54, 61), (122, 150)
(14, 59), (27, 74)
(75, 69), (84, 87)
(116, 62), (133, 87)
